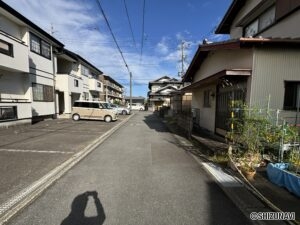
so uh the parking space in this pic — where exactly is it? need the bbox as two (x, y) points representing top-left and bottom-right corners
(0, 115), (131, 206)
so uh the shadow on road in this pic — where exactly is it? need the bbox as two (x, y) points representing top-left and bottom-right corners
(143, 113), (169, 133)
(61, 191), (105, 225)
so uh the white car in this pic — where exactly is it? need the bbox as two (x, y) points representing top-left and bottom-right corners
(128, 103), (145, 111)
(110, 104), (131, 115)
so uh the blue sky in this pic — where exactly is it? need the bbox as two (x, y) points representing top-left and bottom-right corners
(3, 0), (231, 97)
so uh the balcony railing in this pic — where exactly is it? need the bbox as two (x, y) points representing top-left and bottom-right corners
(0, 30), (29, 73)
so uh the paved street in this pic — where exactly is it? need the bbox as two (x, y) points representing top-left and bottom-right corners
(5, 112), (250, 225)
(0, 116), (129, 206)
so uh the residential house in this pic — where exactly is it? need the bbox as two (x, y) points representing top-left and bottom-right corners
(0, 1), (64, 127)
(55, 49), (103, 117)
(124, 96), (145, 105)
(99, 74), (124, 104)
(182, 0), (300, 136)
(148, 76), (182, 111)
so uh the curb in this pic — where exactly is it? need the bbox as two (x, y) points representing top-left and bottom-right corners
(0, 114), (134, 225)
(165, 120), (293, 225)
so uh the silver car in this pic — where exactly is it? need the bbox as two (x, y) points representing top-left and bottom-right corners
(110, 104), (131, 115)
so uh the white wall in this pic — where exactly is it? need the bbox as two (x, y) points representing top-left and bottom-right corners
(0, 71), (30, 100)
(0, 34), (29, 73)
(0, 15), (23, 39)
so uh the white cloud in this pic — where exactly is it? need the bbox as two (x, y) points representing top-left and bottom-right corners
(155, 37), (170, 55)
(3, 0), (174, 96)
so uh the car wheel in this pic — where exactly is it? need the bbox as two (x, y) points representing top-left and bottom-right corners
(72, 114), (80, 121)
(104, 115), (112, 122)
(122, 110), (127, 115)
(140, 108), (143, 111)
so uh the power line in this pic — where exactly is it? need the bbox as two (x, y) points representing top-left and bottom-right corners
(95, 0), (130, 74)
(123, 0), (138, 51)
(140, 0), (146, 61)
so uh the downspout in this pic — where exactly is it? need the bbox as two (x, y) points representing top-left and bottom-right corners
(52, 46), (57, 119)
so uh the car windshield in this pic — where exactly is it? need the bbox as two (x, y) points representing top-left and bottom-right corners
(101, 103), (113, 109)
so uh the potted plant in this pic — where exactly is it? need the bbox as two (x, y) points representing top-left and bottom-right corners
(239, 152), (261, 180)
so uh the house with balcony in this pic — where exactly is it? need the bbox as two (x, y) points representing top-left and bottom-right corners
(0, 1), (64, 127)
(148, 76), (182, 111)
(55, 49), (103, 117)
(182, 0), (300, 136)
(99, 74), (124, 104)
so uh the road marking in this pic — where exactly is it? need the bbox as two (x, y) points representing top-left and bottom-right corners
(0, 113), (134, 224)
(0, 149), (74, 154)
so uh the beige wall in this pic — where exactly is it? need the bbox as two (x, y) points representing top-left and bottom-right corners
(250, 47), (300, 123)
(191, 84), (216, 132)
(194, 49), (253, 82)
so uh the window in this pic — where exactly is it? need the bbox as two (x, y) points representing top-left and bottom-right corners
(284, 82), (300, 110)
(97, 82), (101, 88)
(32, 83), (54, 102)
(30, 33), (51, 59)
(91, 103), (100, 108)
(74, 79), (79, 87)
(83, 92), (89, 100)
(81, 66), (90, 76)
(259, 6), (276, 31)
(245, 20), (258, 37)
(0, 39), (13, 57)
(244, 6), (275, 37)
(203, 90), (211, 108)
(0, 106), (17, 121)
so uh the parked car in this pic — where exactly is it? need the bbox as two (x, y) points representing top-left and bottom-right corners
(71, 100), (117, 122)
(110, 104), (131, 115)
(100, 102), (118, 115)
(127, 103), (145, 111)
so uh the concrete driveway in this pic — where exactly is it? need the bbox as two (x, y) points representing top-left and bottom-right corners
(0, 115), (131, 206)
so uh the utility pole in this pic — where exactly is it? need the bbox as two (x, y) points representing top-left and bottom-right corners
(181, 40), (184, 76)
(130, 72), (132, 110)
(179, 40), (189, 77)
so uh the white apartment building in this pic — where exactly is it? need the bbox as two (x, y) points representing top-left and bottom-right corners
(56, 49), (103, 117)
(0, 1), (105, 126)
(0, 1), (64, 127)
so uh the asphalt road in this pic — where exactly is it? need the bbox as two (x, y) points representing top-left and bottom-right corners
(6, 112), (251, 225)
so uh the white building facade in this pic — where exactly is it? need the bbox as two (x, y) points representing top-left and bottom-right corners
(55, 50), (103, 117)
(0, 1), (64, 127)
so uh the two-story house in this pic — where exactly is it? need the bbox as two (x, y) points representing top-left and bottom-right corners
(55, 49), (103, 117)
(148, 76), (182, 110)
(99, 74), (124, 104)
(182, 0), (300, 136)
(0, 1), (64, 127)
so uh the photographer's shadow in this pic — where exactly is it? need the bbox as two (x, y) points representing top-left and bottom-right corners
(61, 191), (105, 225)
